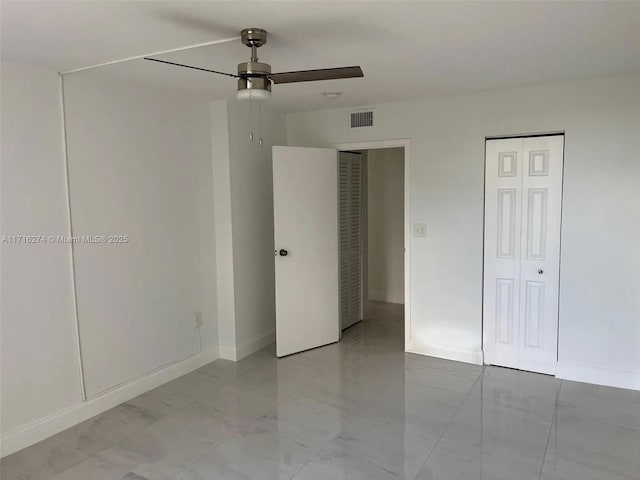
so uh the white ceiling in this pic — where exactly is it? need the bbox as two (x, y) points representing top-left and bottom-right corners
(2, 1), (639, 112)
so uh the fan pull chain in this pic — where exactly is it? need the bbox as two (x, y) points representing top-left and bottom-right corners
(259, 103), (263, 148)
(248, 97), (254, 142)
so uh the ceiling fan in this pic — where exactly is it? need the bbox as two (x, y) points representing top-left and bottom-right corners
(144, 28), (364, 102)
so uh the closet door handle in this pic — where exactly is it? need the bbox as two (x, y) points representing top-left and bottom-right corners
(538, 269), (543, 274)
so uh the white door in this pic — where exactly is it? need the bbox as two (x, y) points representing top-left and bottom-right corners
(483, 135), (564, 375)
(339, 152), (363, 330)
(273, 146), (340, 357)
(483, 138), (523, 369)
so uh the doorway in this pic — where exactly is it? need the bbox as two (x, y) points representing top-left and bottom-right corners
(483, 134), (564, 375)
(271, 141), (410, 358)
(338, 147), (406, 344)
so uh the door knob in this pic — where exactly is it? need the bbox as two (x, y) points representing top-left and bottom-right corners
(279, 249), (288, 257)
(538, 269), (543, 274)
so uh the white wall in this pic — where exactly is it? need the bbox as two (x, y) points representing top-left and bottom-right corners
(62, 72), (217, 396)
(227, 102), (286, 356)
(367, 148), (405, 304)
(287, 74), (640, 390)
(1, 62), (220, 455)
(1, 62), (82, 436)
(210, 101), (237, 355)
(212, 100), (286, 360)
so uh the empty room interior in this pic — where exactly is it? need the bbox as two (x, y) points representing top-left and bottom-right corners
(0, 1), (639, 479)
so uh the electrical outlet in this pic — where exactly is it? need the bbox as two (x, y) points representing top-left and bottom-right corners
(194, 311), (203, 328)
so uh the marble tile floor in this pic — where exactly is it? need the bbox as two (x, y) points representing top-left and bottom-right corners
(2, 302), (638, 480)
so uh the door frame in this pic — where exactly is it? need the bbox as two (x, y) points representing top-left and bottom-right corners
(334, 139), (411, 351)
(481, 132), (565, 370)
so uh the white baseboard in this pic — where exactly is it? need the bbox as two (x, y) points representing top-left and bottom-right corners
(0, 347), (219, 458)
(219, 329), (275, 362)
(408, 341), (483, 365)
(556, 361), (640, 391)
(218, 345), (238, 361)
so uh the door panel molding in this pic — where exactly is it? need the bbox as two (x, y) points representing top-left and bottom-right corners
(495, 278), (515, 345)
(497, 189), (517, 259)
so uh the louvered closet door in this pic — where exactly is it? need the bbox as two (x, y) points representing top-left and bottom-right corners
(339, 152), (363, 330)
(483, 136), (564, 375)
(349, 157), (362, 324)
(339, 155), (350, 328)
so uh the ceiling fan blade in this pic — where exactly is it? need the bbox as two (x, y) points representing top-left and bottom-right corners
(269, 66), (363, 84)
(144, 58), (238, 78)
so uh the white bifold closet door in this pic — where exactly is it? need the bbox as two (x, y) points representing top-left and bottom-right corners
(483, 135), (564, 375)
(339, 152), (362, 330)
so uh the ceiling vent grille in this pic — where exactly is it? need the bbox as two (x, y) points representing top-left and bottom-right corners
(350, 111), (373, 128)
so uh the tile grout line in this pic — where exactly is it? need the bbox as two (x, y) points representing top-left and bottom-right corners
(537, 378), (562, 480)
(410, 367), (487, 479)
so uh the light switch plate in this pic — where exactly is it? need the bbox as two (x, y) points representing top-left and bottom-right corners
(413, 223), (427, 238)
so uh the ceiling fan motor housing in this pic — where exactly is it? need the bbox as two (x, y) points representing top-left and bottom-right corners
(237, 61), (272, 93)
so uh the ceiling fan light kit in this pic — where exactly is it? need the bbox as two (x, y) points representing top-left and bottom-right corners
(236, 87), (272, 102)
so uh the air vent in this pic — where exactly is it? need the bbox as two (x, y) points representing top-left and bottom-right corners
(350, 111), (373, 128)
